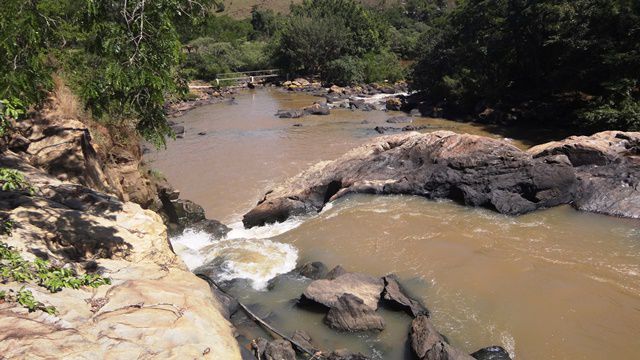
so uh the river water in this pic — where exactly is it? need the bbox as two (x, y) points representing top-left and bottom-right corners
(148, 89), (640, 359)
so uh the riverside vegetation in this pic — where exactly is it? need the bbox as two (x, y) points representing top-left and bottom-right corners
(0, 0), (639, 359)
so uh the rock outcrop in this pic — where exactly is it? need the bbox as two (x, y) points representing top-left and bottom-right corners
(528, 131), (640, 218)
(0, 152), (241, 359)
(243, 131), (640, 227)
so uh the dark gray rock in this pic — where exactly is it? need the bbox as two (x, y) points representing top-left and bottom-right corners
(191, 218), (230, 239)
(349, 99), (376, 111)
(326, 265), (347, 279)
(264, 339), (296, 360)
(251, 337), (269, 359)
(382, 275), (428, 317)
(325, 293), (385, 332)
(410, 315), (474, 360)
(326, 350), (372, 360)
(170, 125), (185, 135)
(471, 346), (512, 360)
(296, 261), (327, 279)
(304, 102), (331, 115)
(277, 109), (305, 118)
(386, 116), (413, 124)
(291, 330), (317, 352)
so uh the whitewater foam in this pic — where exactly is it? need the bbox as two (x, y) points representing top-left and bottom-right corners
(170, 217), (304, 290)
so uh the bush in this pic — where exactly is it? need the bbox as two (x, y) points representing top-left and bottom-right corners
(361, 51), (405, 84)
(323, 56), (365, 86)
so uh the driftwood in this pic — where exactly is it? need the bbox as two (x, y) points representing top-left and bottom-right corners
(196, 273), (323, 359)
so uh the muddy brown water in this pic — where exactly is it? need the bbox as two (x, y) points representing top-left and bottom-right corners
(148, 89), (640, 359)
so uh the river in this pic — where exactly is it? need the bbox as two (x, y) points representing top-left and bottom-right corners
(147, 88), (640, 359)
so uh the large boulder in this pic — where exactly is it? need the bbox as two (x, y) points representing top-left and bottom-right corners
(410, 315), (474, 360)
(325, 293), (385, 332)
(386, 98), (402, 111)
(302, 272), (384, 310)
(243, 131), (578, 228)
(528, 131), (640, 218)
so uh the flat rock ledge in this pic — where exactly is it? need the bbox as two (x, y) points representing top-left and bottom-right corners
(243, 130), (640, 227)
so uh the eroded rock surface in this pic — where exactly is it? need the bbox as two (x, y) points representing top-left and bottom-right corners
(325, 293), (385, 331)
(244, 131), (640, 227)
(0, 152), (240, 360)
(302, 272), (384, 310)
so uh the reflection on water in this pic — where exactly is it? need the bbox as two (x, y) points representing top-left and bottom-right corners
(150, 89), (640, 359)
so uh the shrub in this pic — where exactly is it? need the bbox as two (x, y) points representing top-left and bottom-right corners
(323, 56), (365, 86)
(361, 51), (405, 84)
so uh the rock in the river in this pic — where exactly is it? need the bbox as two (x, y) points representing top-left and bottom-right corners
(410, 315), (474, 360)
(382, 275), (428, 317)
(528, 131), (640, 218)
(296, 261), (328, 279)
(326, 265), (348, 279)
(471, 346), (512, 360)
(327, 349), (372, 360)
(386, 116), (413, 123)
(171, 124), (185, 135)
(191, 218), (231, 239)
(386, 97), (402, 111)
(302, 272), (384, 310)
(304, 102), (331, 115)
(243, 131), (578, 227)
(350, 99), (376, 111)
(276, 109), (305, 118)
(325, 293), (385, 331)
(291, 330), (318, 352)
(264, 339), (296, 360)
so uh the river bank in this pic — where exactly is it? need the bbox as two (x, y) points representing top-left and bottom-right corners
(149, 88), (640, 359)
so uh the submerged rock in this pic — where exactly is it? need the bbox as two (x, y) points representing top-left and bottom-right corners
(326, 265), (348, 279)
(243, 131), (579, 228)
(410, 315), (474, 360)
(291, 329), (318, 352)
(386, 116), (413, 123)
(327, 349), (372, 360)
(304, 102), (331, 115)
(382, 275), (428, 317)
(471, 346), (512, 360)
(295, 261), (328, 280)
(302, 272), (384, 310)
(276, 109), (305, 118)
(325, 293), (385, 332)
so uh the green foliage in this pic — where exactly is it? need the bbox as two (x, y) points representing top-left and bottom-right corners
(1, 241), (111, 299)
(251, 7), (282, 39)
(579, 79), (640, 131)
(0, 219), (13, 236)
(275, 0), (390, 76)
(361, 51), (405, 83)
(323, 51), (404, 85)
(0, 169), (35, 194)
(0, 98), (26, 138)
(1, 0), (215, 148)
(182, 39), (271, 81)
(323, 57), (365, 86)
(412, 0), (640, 130)
(0, 1), (56, 106)
(0, 288), (57, 314)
